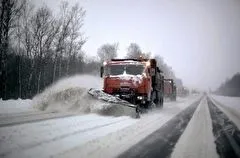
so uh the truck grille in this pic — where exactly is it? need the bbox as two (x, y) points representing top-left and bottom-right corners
(120, 87), (130, 92)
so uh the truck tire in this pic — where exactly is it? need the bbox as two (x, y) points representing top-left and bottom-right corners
(170, 95), (176, 101)
(160, 97), (164, 108)
(135, 105), (141, 118)
(152, 90), (160, 107)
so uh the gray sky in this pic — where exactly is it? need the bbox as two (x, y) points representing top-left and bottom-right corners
(33, 0), (240, 90)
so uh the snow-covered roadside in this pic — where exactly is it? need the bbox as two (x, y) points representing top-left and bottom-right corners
(210, 95), (240, 129)
(56, 95), (202, 158)
(0, 99), (36, 114)
(211, 95), (240, 113)
(0, 114), (137, 158)
(171, 97), (218, 158)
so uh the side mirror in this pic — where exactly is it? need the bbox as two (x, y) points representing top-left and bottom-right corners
(100, 66), (103, 78)
(147, 68), (156, 76)
(150, 68), (156, 76)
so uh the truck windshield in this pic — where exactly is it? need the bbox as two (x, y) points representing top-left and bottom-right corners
(107, 64), (144, 76)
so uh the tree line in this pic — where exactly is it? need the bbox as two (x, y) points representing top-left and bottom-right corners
(215, 73), (240, 97)
(0, 0), (182, 100)
(0, 0), (87, 99)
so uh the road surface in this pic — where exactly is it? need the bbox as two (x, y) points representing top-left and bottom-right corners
(0, 94), (239, 158)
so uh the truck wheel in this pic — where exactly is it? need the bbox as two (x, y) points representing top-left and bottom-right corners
(160, 97), (164, 107)
(152, 90), (160, 107)
(170, 96), (176, 101)
(135, 106), (141, 118)
(135, 112), (140, 118)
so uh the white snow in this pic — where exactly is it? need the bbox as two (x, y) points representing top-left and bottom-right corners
(33, 74), (102, 107)
(171, 97), (218, 158)
(0, 99), (36, 114)
(0, 94), (201, 158)
(0, 74), (205, 158)
(0, 114), (136, 158)
(119, 74), (143, 86)
(211, 95), (240, 114)
(31, 74), (137, 117)
(110, 73), (143, 87)
(32, 75), (111, 112)
(56, 95), (202, 158)
(210, 95), (240, 129)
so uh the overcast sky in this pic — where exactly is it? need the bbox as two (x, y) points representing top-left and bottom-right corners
(33, 0), (240, 90)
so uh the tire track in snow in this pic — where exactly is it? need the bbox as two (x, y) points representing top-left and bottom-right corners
(2, 117), (136, 158)
(0, 116), (132, 157)
(0, 111), (54, 118)
(55, 96), (202, 158)
(0, 112), (74, 127)
(0, 114), (117, 154)
(210, 96), (240, 129)
(171, 97), (218, 158)
(207, 97), (240, 158)
(118, 97), (201, 158)
(0, 95), (202, 158)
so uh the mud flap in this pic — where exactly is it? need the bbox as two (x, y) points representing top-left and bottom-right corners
(88, 88), (140, 118)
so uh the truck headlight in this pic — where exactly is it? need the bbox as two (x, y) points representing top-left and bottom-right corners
(137, 96), (143, 100)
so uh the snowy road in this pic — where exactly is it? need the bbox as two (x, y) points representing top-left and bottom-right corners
(171, 97), (218, 158)
(0, 111), (74, 127)
(0, 94), (240, 158)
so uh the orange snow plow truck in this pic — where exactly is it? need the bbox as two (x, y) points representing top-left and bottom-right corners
(164, 79), (177, 101)
(91, 58), (165, 109)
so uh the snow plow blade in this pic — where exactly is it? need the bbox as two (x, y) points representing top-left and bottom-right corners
(88, 88), (140, 118)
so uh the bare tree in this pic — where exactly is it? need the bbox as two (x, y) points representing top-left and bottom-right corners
(125, 43), (142, 58)
(52, 1), (72, 81)
(11, 0), (31, 98)
(97, 43), (118, 63)
(125, 43), (152, 59)
(65, 3), (86, 75)
(20, 1), (36, 97)
(15, 3), (23, 98)
(0, 0), (25, 99)
(19, 0), (34, 58)
(30, 5), (55, 93)
(155, 55), (182, 87)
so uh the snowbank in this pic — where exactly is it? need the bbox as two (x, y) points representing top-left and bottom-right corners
(0, 99), (35, 114)
(211, 94), (240, 128)
(211, 95), (240, 115)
